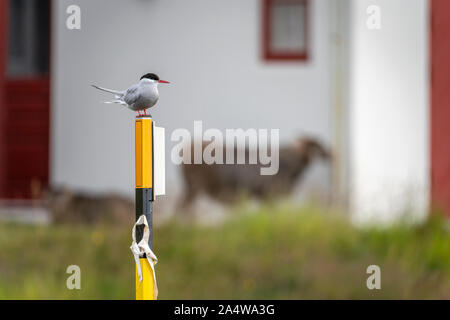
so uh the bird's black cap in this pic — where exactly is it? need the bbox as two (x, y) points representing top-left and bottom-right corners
(140, 73), (160, 81)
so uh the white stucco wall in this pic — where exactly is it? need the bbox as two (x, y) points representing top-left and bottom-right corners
(348, 0), (429, 223)
(51, 0), (332, 197)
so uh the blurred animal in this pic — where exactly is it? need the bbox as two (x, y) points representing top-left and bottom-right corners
(179, 137), (330, 207)
(46, 188), (134, 225)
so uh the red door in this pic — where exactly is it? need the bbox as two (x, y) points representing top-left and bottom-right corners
(0, 0), (50, 200)
(431, 0), (450, 215)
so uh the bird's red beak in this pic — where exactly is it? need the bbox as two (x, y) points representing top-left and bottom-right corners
(159, 80), (170, 84)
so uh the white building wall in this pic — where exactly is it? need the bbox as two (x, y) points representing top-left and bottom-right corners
(348, 0), (429, 224)
(51, 0), (332, 197)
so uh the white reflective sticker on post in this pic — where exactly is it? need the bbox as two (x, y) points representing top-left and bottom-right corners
(153, 125), (166, 196)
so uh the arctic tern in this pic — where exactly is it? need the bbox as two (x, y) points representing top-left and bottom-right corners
(92, 73), (170, 116)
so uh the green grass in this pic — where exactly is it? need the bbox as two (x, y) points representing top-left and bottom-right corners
(0, 204), (449, 299)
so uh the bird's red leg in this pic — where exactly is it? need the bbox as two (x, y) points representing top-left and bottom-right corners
(144, 109), (147, 116)
(138, 111), (141, 117)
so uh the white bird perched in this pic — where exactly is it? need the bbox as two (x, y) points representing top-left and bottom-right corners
(92, 73), (170, 117)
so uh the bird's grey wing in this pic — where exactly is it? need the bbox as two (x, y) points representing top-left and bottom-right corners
(122, 85), (140, 105)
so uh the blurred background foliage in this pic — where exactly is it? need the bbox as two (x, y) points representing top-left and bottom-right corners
(0, 203), (449, 299)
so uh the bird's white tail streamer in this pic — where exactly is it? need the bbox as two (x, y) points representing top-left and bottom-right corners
(130, 215), (158, 299)
(103, 99), (127, 105)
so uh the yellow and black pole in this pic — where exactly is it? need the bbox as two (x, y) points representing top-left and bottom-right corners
(134, 116), (155, 300)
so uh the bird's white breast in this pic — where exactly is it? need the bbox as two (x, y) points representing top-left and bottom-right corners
(130, 81), (159, 111)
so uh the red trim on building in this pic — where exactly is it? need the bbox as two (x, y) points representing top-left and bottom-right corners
(430, 0), (450, 216)
(0, 0), (8, 198)
(262, 0), (309, 61)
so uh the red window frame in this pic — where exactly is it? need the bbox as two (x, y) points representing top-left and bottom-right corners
(262, 0), (309, 61)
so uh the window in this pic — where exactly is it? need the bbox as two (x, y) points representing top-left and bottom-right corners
(7, 0), (50, 77)
(262, 0), (309, 61)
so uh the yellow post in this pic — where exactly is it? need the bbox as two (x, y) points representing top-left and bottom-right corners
(135, 116), (155, 300)
(135, 259), (154, 300)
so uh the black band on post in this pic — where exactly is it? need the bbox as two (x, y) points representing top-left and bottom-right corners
(135, 188), (154, 250)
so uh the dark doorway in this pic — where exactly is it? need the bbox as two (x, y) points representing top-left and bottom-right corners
(0, 0), (50, 199)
